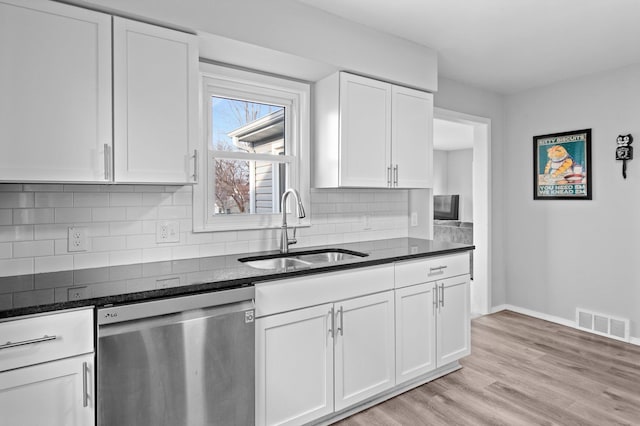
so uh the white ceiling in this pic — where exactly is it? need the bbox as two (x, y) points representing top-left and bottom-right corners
(296, 0), (640, 94)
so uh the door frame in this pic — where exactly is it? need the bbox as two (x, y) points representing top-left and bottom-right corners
(433, 107), (491, 315)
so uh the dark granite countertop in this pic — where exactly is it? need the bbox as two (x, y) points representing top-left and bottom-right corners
(0, 238), (474, 319)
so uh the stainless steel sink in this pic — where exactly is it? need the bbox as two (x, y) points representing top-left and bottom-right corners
(241, 257), (311, 270)
(239, 248), (368, 270)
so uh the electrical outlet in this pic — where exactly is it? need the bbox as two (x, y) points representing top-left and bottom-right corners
(156, 221), (180, 243)
(68, 226), (88, 252)
(411, 212), (418, 227)
(68, 286), (88, 300)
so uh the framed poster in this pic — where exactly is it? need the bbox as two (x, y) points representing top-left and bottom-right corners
(533, 128), (592, 200)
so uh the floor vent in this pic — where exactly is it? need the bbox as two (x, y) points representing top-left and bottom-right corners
(575, 308), (630, 342)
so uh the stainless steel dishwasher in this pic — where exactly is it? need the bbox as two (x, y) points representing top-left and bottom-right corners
(97, 286), (255, 426)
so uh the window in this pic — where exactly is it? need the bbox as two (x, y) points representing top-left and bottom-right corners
(194, 63), (310, 231)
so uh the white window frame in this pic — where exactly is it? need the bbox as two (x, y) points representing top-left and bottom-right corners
(193, 63), (310, 232)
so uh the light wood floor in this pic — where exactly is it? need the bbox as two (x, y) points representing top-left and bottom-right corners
(334, 310), (640, 426)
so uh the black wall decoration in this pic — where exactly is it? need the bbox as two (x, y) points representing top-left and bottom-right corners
(616, 134), (633, 179)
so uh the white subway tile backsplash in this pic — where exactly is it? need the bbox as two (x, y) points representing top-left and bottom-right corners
(13, 240), (54, 258)
(34, 255), (74, 273)
(0, 243), (11, 259)
(92, 207), (127, 222)
(0, 185), (410, 277)
(92, 236), (127, 252)
(0, 258), (34, 276)
(73, 252), (110, 270)
(0, 210), (12, 225)
(110, 221), (143, 236)
(0, 184), (24, 192)
(0, 192), (35, 208)
(74, 192), (110, 207)
(13, 208), (54, 225)
(55, 207), (92, 223)
(0, 225), (34, 242)
(35, 192), (73, 208)
(110, 192), (143, 206)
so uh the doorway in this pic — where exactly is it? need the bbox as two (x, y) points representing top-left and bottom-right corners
(433, 108), (491, 316)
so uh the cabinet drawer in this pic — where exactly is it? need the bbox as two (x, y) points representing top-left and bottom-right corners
(0, 308), (94, 372)
(255, 264), (394, 317)
(395, 253), (470, 288)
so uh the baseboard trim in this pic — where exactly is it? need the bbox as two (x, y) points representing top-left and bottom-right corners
(491, 304), (639, 347)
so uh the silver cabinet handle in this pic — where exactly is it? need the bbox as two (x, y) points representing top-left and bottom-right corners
(0, 334), (57, 350)
(103, 144), (112, 181)
(393, 164), (398, 186)
(433, 285), (438, 315)
(328, 307), (335, 338)
(428, 265), (447, 276)
(440, 283), (445, 308)
(192, 149), (199, 182)
(337, 306), (344, 336)
(82, 361), (89, 407)
(387, 166), (392, 187)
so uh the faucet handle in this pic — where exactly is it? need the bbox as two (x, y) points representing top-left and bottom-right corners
(289, 227), (298, 246)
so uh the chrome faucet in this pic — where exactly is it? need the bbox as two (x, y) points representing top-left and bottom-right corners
(280, 188), (306, 253)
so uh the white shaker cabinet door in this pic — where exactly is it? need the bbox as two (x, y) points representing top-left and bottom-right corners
(0, 0), (112, 182)
(395, 283), (437, 384)
(113, 17), (199, 184)
(334, 291), (395, 411)
(0, 354), (95, 426)
(256, 304), (334, 426)
(436, 275), (471, 366)
(392, 85), (433, 188)
(339, 73), (391, 187)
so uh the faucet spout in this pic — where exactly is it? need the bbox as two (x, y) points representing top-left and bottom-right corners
(280, 188), (305, 253)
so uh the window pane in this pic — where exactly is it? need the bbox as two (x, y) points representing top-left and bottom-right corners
(213, 159), (286, 215)
(211, 97), (285, 154)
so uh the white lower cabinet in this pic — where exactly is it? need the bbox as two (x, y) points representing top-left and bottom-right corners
(395, 255), (471, 386)
(0, 354), (94, 426)
(256, 303), (334, 426)
(0, 308), (95, 426)
(256, 291), (395, 426)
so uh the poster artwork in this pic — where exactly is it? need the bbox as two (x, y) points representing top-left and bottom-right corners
(533, 129), (592, 200)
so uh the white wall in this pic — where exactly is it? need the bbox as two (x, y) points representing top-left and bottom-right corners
(72, 0), (438, 91)
(434, 78), (507, 307)
(433, 149), (473, 222)
(504, 63), (640, 339)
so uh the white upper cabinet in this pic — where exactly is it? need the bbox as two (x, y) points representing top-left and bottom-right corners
(113, 18), (199, 184)
(392, 85), (433, 188)
(314, 72), (433, 188)
(0, 0), (112, 182)
(338, 73), (391, 187)
(0, 1), (198, 184)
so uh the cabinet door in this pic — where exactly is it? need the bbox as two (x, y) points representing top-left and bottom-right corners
(395, 283), (437, 384)
(0, 354), (94, 426)
(436, 275), (471, 366)
(339, 73), (391, 187)
(113, 18), (198, 184)
(256, 304), (334, 426)
(334, 291), (395, 411)
(0, 0), (111, 182)
(392, 85), (433, 188)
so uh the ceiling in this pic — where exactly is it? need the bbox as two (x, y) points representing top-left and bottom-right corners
(296, 0), (640, 94)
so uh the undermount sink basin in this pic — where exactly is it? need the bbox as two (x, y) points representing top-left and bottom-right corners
(239, 249), (368, 270)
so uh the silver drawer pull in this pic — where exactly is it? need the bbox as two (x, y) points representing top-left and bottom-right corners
(428, 265), (447, 276)
(0, 334), (57, 350)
